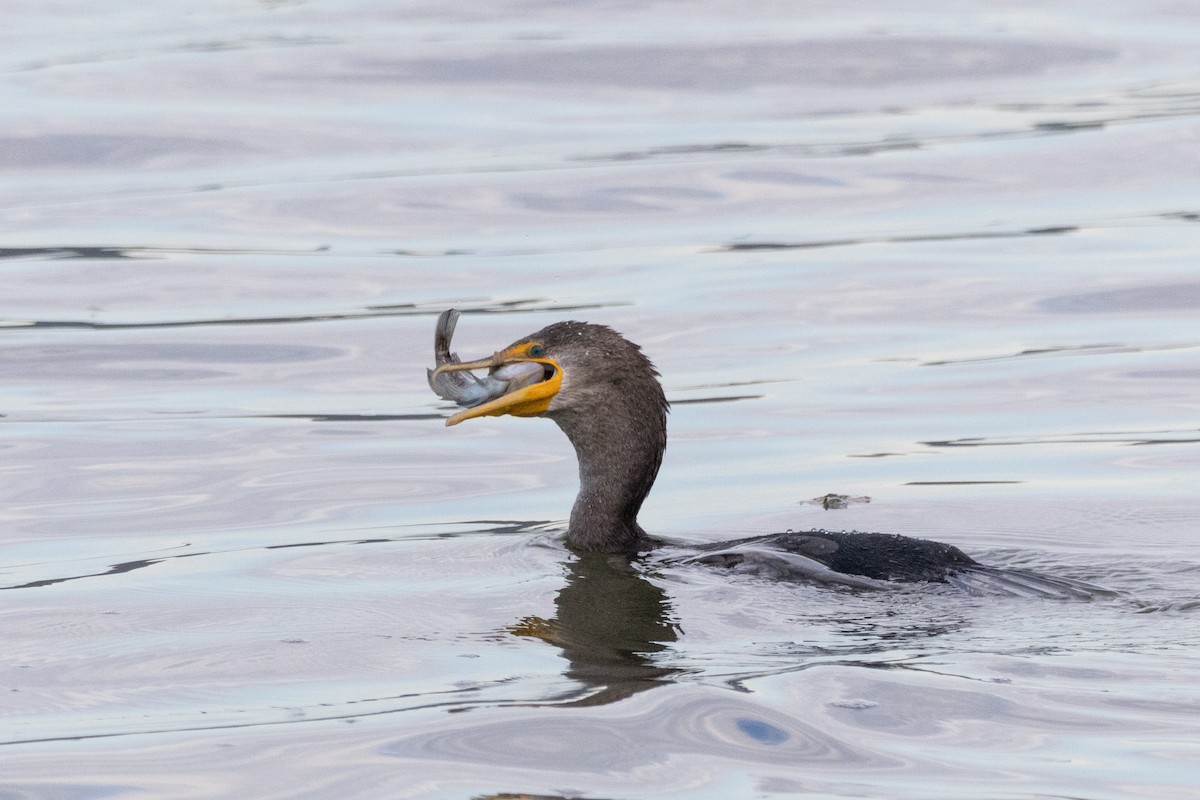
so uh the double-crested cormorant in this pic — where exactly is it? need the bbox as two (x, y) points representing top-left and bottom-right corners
(428, 310), (1105, 597)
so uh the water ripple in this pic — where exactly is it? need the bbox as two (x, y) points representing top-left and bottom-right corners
(384, 687), (889, 772)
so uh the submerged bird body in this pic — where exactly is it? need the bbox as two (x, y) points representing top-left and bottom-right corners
(697, 530), (978, 583)
(428, 310), (1106, 597)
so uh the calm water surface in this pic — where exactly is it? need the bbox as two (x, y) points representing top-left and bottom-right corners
(2, 2), (1199, 798)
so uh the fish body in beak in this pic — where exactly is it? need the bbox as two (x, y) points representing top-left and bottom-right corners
(426, 309), (562, 426)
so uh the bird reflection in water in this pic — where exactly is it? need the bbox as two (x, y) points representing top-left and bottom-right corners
(510, 552), (679, 706)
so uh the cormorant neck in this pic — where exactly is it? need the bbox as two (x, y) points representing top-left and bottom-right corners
(548, 381), (667, 554)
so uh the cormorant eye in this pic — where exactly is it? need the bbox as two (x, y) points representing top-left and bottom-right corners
(528, 344), (545, 358)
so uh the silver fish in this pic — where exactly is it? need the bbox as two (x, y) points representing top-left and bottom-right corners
(426, 309), (543, 408)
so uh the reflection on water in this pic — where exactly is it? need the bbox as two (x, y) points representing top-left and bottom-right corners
(367, 38), (1112, 90)
(3, 0), (1200, 797)
(1039, 281), (1200, 313)
(510, 553), (679, 706)
(386, 686), (878, 773)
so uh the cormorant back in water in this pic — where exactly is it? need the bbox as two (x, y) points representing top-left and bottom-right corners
(428, 310), (1107, 598)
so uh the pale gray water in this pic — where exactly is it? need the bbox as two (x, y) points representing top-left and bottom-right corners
(2, 2), (1199, 798)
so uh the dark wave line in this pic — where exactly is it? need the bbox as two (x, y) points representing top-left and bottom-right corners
(905, 480), (1023, 485)
(669, 394), (764, 406)
(0, 245), (335, 261)
(923, 341), (1197, 366)
(0, 684), (505, 748)
(720, 225), (1077, 253)
(580, 98), (1200, 164)
(923, 432), (1200, 448)
(0, 555), (189, 591)
(2, 299), (623, 332)
(0, 521), (551, 592)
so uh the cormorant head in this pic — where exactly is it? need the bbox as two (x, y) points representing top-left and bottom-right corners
(429, 319), (665, 428)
